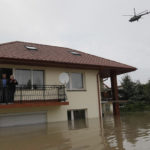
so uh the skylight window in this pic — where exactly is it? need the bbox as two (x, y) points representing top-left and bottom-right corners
(69, 51), (81, 56)
(25, 46), (37, 50)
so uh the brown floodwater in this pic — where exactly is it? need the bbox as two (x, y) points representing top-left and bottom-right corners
(1, 112), (150, 150)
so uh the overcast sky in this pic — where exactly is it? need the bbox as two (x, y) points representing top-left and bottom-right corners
(0, 0), (150, 84)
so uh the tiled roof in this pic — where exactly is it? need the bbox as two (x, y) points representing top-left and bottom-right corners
(0, 41), (136, 77)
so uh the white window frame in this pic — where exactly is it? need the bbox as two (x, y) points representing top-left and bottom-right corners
(67, 72), (86, 91)
(15, 69), (44, 88)
(32, 70), (44, 87)
(67, 108), (88, 121)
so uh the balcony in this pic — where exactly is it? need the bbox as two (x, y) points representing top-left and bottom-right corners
(0, 85), (69, 108)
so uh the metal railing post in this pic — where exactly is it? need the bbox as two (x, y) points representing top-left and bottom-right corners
(58, 86), (60, 102)
(63, 85), (66, 102)
(43, 86), (46, 101)
(20, 86), (22, 103)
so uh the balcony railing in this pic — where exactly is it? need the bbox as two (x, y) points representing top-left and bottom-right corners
(0, 85), (66, 104)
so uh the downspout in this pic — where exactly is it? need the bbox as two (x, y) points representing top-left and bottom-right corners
(96, 71), (103, 127)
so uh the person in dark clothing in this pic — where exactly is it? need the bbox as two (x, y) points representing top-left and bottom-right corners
(0, 74), (8, 104)
(8, 75), (18, 103)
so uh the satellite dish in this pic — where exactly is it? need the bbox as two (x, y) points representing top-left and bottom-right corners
(59, 72), (69, 85)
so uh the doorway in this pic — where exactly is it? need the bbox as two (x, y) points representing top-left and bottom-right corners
(0, 68), (13, 80)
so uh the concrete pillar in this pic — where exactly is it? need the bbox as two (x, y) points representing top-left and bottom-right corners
(110, 73), (120, 115)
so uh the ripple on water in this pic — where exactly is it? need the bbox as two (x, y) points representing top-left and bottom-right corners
(1, 112), (150, 150)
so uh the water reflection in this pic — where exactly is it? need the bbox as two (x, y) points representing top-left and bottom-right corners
(68, 119), (88, 130)
(103, 112), (150, 150)
(102, 115), (125, 150)
(1, 112), (150, 150)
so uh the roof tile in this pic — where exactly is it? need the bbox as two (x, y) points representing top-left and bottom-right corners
(0, 41), (136, 71)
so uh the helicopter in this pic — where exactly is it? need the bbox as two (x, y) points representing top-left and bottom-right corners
(124, 8), (150, 22)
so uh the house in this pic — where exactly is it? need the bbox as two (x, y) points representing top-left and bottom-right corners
(0, 41), (136, 127)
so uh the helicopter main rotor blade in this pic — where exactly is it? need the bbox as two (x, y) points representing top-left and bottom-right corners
(137, 10), (148, 15)
(123, 15), (133, 16)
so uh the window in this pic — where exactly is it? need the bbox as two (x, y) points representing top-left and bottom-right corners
(33, 70), (44, 88)
(69, 51), (81, 56)
(67, 109), (87, 120)
(67, 109), (88, 130)
(15, 69), (44, 88)
(25, 46), (37, 51)
(15, 70), (31, 88)
(67, 73), (84, 90)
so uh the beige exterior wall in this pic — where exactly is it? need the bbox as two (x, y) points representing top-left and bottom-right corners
(0, 64), (100, 122)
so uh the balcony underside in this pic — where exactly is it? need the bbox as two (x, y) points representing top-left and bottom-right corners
(0, 100), (69, 109)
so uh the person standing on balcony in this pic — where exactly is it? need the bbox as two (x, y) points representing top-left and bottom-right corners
(0, 74), (8, 104)
(8, 75), (18, 103)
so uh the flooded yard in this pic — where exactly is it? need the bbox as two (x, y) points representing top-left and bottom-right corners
(1, 112), (150, 150)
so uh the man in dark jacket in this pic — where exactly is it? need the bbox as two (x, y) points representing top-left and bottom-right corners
(8, 75), (18, 103)
(0, 74), (8, 104)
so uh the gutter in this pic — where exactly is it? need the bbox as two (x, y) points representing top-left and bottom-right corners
(96, 71), (103, 126)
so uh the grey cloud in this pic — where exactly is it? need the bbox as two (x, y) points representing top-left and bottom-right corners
(0, 0), (150, 83)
